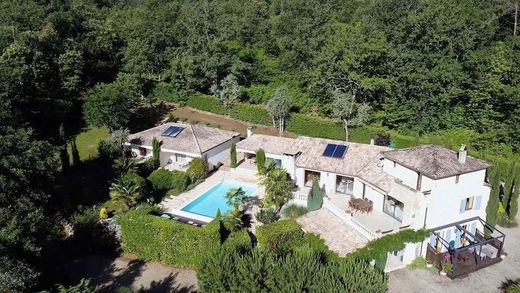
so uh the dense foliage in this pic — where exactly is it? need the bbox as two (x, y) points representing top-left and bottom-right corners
(307, 180), (324, 211)
(255, 208), (280, 224)
(283, 204), (309, 219)
(118, 206), (221, 268)
(147, 169), (190, 191)
(197, 248), (387, 292)
(256, 219), (305, 255)
(186, 158), (208, 181)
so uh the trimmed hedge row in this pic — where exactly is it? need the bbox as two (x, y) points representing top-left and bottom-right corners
(118, 206), (221, 268)
(147, 169), (190, 191)
(256, 219), (305, 255)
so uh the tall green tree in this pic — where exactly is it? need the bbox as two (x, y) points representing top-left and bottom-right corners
(217, 74), (241, 115)
(260, 167), (293, 212)
(331, 89), (370, 142)
(267, 86), (292, 134)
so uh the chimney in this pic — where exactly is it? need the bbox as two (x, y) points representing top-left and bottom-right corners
(370, 138), (375, 145)
(458, 144), (467, 164)
(246, 127), (253, 138)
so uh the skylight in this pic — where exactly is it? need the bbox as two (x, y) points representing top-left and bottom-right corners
(322, 143), (348, 158)
(161, 126), (184, 137)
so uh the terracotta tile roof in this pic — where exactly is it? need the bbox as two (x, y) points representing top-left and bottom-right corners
(235, 134), (298, 155)
(382, 145), (491, 179)
(127, 123), (240, 154)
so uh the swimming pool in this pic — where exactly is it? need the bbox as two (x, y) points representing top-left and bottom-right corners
(181, 181), (257, 218)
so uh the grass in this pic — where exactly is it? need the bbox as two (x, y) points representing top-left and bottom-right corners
(69, 127), (110, 161)
(407, 257), (428, 270)
(283, 204), (309, 219)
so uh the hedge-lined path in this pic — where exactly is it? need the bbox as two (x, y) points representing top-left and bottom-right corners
(388, 213), (520, 293)
(170, 105), (297, 138)
(60, 254), (198, 292)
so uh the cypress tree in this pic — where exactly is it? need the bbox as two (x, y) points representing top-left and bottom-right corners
(230, 143), (237, 168)
(256, 148), (266, 174)
(152, 137), (161, 169)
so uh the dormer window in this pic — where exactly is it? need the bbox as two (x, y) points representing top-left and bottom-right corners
(456, 174), (460, 183)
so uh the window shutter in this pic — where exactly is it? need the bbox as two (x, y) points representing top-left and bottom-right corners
(474, 196), (482, 210)
(459, 199), (466, 214)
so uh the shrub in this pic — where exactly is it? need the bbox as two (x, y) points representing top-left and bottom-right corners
(222, 230), (253, 254)
(151, 137), (161, 169)
(136, 159), (156, 178)
(99, 208), (108, 219)
(231, 103), (271, 126)
(147, 169), (190, 191)
(187, 93), (225, 115)
(307, 180), (323, 211)
(286, 113), (344, 140)
(256, 219), (304, 255)
(256, 208), (280, 224)
(283, 204), (308, 219)
(97, 140), (121, 161)
(187, 158), (208, 181)
(407, 257), (428, 270)
(374, 133), (391, 147)
(118, 206), (221, 268)
(122, 171), (147, 199)
(303, 233), (339, 261)
(197, 248), (387, 292)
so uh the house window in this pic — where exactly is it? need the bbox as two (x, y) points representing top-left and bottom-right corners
(138, 147), (147, 156)
(336, 176), (354, 194)
(455, 174), (460, 183)
(304, 170), (320, 187)
(416, 173), (422, 191)
(465, 196), (474, 210)
(175, 153), (187, 163)
(393, 161), (396, 167)
(384, 195), (404, 222)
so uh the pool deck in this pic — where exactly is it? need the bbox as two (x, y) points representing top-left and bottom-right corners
(160, 170), (263, 223)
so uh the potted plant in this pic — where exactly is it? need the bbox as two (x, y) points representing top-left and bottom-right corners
(439, 252), (453, 276)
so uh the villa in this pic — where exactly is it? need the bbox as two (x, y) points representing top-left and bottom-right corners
(125, 122), (240, 171)
(235, 129), (504, 275)
(131, 123), (504, 277)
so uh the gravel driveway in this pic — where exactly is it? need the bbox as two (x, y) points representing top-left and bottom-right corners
(388, 215), (520, 293)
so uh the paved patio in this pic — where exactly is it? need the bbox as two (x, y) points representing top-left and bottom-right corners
(297, 208), (368, 256)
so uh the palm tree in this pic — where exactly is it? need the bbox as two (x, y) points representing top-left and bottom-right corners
(226, 187), (248, 206)
(109, 177), (140, 208)
(113, 157), (137, 175)
(260, 167), (293, 212)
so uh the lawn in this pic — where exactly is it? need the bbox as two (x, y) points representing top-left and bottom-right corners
(69, 127), (110, 161)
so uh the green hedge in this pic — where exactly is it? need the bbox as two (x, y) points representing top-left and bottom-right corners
(147, 169), (190, 191)
(256, 219), (305, 255)
(187, 93), (226, 115)
(222, 230), (253, 253)
(286, 113), (344, 140)
(118, 206), (221, 268)
(231, 103), (271, 125)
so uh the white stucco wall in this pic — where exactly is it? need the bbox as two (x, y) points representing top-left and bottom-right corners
(204, 136), (240, 170)
(383, 158), (419, 190)
(423, 169), (489, 229)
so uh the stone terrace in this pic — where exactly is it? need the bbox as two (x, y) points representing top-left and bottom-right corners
(297, 208), (368, 256)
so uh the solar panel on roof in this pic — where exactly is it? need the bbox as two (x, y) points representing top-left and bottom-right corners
(161, 126), (184, 137)
(322, 143), (348, 158)
(322, 144), (336, 157)
(333, 145), (347, 158)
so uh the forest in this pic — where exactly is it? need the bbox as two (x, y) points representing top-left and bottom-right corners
(0, 0), (519, 291)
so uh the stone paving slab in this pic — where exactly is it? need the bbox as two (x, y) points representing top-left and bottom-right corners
(297, 208), (368, 256)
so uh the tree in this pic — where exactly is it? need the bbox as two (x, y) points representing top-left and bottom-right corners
(260, 168), (293, 212)
(56, 278), (95, 293)
(267, 86), (292, 134)
(331, 89), (370, 142)
(152, 137), (161, 169)
(226, 187), (248, 206)
(217, 74), (241, 115)
(230, 143), (237, 168)
(109, 177), (140, 208)
(256, 148), (266, 174)
(84, 74), (141, 131)
(113, 157), (137, 176)
(187, 158), (208, 181)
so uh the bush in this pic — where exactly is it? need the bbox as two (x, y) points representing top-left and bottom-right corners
(255, 208), (280, 224)
(136, 159), (156, 178)
(256, 219), (304, 255)
(283, 204), (308, 219)
(231, 103), (271, 126)
(187, 93), (225, 115)
(197, 248), (387, 292)
(307, 181), (323, 211)
(122, 171), (147, 199)
(97, 140), (121, 161)
(286, 113), (344, 140)
(187, 158), (208, 181)
(118, 206), (221, 268)
(147, 169), (190, 191)
(407, 257), (428, 270)
(222, 230), (253, 254)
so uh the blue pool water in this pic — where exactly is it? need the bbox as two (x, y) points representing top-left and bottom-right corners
(181, 181), (257, 218)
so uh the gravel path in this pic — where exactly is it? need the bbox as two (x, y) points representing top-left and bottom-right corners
(62, 254), (198, 292)
(388, 215), (520, 293)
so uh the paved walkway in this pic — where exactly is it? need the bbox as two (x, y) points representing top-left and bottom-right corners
(61, 254), (198, 292)
(388, 215), (520, 293)
(297, 208), (368, 256)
